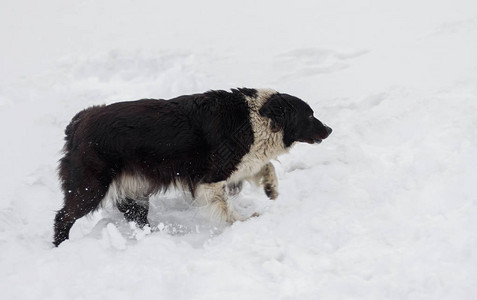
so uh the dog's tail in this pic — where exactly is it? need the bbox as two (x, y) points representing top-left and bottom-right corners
(59, 105), (104, 192)
(63, 105), (104, 153)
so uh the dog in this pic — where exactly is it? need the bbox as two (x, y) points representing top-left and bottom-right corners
(53, 88), (332, 246)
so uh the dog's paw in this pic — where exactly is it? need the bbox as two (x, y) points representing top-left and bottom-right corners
(224, 209), (247, 224)
(264, 184), (278, 200)
(227, 181), (243, 196)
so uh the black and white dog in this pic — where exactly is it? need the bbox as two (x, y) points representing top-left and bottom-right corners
(53, 88), (331, 246)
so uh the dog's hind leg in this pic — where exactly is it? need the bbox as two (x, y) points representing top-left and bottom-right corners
(54, 154), (113, 246)
(53, 177), (111, 247)
(117, 198), (150, 228)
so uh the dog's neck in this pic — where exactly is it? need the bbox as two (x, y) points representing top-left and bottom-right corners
(246, 88), (291, 154)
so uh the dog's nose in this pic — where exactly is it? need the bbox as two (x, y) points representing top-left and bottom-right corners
(325, 126), (332, 136)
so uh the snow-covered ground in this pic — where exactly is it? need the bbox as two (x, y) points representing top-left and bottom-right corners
(1, 0), (477, 299)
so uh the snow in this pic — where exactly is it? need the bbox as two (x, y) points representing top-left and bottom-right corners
(1, 0), (477, 299)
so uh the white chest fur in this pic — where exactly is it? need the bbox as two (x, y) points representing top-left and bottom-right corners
(227, 89), (289, 183)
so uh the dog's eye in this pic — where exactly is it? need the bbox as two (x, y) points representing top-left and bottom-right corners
(308, 115), (313, 119)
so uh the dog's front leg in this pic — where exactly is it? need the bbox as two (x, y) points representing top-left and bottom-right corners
(196, 182), (244, 224)
(226, 181), (243, 196)
(253, 162), (279, 200)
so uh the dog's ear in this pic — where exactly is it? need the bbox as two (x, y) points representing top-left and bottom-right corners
(259, 94), (289, 132)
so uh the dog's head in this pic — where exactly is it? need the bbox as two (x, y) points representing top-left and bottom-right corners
(259, 93), (332, 147)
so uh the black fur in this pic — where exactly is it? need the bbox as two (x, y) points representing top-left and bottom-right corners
(259, 93), (332, 146)
(53, 88), (331, 246)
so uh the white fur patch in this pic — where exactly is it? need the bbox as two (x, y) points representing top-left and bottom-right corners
(227, 89), (289, 184)
(106, 173), (155, 203)
(195, 181), (244, 223)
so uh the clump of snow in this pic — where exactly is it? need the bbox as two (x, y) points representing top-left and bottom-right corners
(1, 0), (477, 299)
